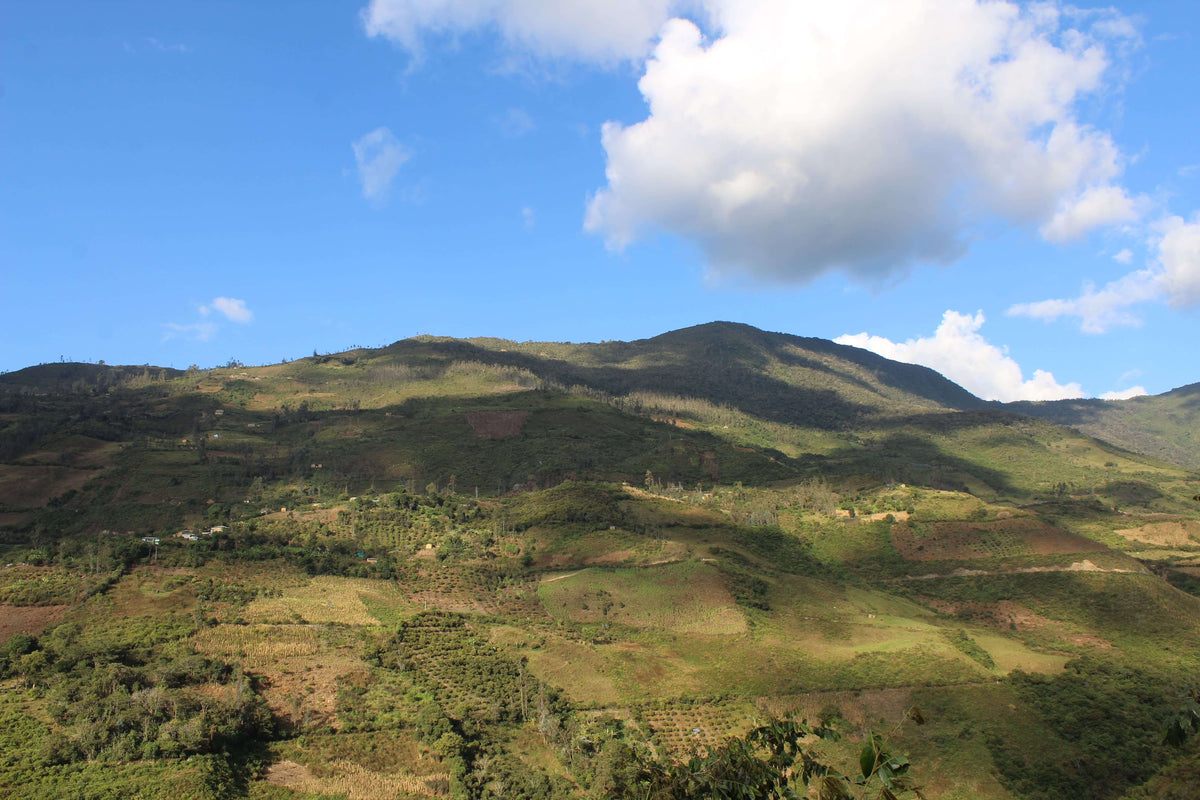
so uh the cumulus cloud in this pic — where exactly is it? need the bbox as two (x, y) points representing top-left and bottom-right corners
(1156, 213), (1200, 308)
(200, 297), (254, 324)
(835, 310), (1084, 402)
(1113, 248), (1133, 264)
(361, 0), (680, 64)
(352, 127), (410, 203)
(1099, 386), (1148, 400)
(1008, 212), (1200, 331)
(583, 0), (1140, 283)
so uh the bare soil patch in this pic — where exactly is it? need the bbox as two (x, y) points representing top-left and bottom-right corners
(465, 410), (528, 438)
(0, 604), (67, 644)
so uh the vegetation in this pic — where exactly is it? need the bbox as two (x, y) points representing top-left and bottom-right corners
(1, 323), (1198, 798)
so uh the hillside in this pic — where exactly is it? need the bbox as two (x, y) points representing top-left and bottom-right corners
(1, 324), (1199, 800)
(1008, 382), (1200, 471)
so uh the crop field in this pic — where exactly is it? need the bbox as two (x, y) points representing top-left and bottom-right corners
(891, 517), (1102, 561)
(636, 698), (759, 755)
(241, 575), (410, 626)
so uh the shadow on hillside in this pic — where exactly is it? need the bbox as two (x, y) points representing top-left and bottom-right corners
(799, 430), (1024, 499)
(382, 338), (877, 430)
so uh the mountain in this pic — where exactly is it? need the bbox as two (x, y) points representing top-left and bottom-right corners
(1, 323), (1199, 800)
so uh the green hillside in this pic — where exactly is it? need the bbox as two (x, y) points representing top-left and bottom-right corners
(1, 324), (1198, 800)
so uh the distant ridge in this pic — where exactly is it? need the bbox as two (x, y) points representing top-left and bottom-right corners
(0, 362), (183, 393)
(2, 324), (1196, 470)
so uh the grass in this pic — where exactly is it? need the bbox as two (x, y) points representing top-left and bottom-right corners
(537, 562), (748, 635)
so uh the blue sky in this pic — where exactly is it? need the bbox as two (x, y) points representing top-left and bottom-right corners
(3, 1), (1197, 401)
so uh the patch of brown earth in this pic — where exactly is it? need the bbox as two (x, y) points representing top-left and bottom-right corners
(758, 688), (913, 728)
(585, 549), (636, 565)
(0, 604), (67, 645)
(465, 410), (529, 438)
(0, 464), (99, 508)
(266, 759), (314, 787)
(652, 415), (696, 429)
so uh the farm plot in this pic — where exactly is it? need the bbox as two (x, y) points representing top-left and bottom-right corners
(191, 623), (364, 729)
(636, 699), (759, 755)
(1114, 519), (1200, 547)
(242, 575), (410, 625)
(402, 564), (545, 618)
(384, 613), (535, 721)
(268, 731), (449, 800)
(892, 517), (1102, 561)
(0, 464), (98, 508)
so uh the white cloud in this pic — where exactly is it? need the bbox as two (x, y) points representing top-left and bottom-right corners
(352, 127), (410, 203)
(835, 310), (1084, 402)
(1099, 386), (1148, 400)
(201, 297), (254, 324)
(163, 322), (218, 343)
(1113, 248), (1133, 264)
(1008, 211), (1200, 331)
(1155, 213), (1200, 308)
(361, 0), (680, 65)
(582, 0), (1140, 283)
(1040, 185), (1140, 242)
(1007, 267), (1160, 333)
(522, 206), (536, 228)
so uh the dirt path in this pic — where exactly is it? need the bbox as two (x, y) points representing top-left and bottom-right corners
(539, 570), (585, 584)
(895, 559), (1144, 581)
